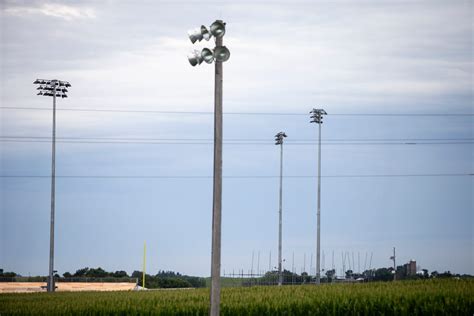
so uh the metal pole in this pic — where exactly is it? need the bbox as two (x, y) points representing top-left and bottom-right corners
(393, 247), (396, 281)
(48, 84), (57, 293)
(210, 35), (223, 316)
(143, 242), (146, 288)
(316, 120), (322, 285)
(257, 251), (260, 277)
(269, 251), (271, 271)
(303, 253), (306, 273)
(291, 251), (294, 285)
(278, 141), (283, 286)
(251, 251), (254, 278)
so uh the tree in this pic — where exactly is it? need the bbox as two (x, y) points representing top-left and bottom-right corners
(422, 269), (429, 278)
(374, 268), (392, 281)
(63, 272), (72, 278)
(131, 270), (142, 279)
(325, 269), (336, 282)
(85, 267), (108, 278)
(113, 270), (129, 278)
(73, 267), (89, 277)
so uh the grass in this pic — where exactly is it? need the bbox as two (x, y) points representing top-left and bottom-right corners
(1, 279), (473, 315)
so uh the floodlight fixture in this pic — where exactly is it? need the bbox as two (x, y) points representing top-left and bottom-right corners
(188, 28), (203, 44)
(187, 49), (204, 66)
(210, 20), (226, 38)
(310, 108), (327, 124)
(274, 132), (287, 145)
(201, 48), (215, 64)
(214, 46), (230, 62)
(201, 25), (211, 40)
(187, 20), (230, 68)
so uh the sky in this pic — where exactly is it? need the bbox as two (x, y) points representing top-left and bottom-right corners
(0, 0), (472, 277)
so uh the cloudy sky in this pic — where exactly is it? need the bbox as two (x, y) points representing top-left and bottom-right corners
(1, 0), (472, 277)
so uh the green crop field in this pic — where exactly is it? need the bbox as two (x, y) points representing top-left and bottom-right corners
(1, 279), (473, 315)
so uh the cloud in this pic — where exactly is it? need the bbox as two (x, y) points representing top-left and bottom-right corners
(3, 3), (96, 21)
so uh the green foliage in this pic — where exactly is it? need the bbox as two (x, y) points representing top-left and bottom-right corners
(0, 270), (17, 278)
(1, 279), (473, 315)
(135, 270), (206, 289)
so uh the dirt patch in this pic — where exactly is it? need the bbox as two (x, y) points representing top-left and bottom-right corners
(0, 282), (137, 293)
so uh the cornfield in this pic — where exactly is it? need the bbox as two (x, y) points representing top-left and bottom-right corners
(1, 279), (473, 315)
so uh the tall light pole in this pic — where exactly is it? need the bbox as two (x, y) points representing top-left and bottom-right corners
(390, 247), (396, 281)
(275, 131), (287, 286)
(310, 108), (326, 285)
(33, 79), (71, 292)
(187, 20), (230, 316)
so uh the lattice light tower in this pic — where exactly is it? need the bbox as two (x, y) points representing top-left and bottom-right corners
(34, 79), (71, 292)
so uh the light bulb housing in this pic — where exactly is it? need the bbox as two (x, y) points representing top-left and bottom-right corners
(210, 20), (226, 38)
(214, 46), (230, 62)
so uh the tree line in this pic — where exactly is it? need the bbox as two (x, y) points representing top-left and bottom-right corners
(0, 267), (206, 288)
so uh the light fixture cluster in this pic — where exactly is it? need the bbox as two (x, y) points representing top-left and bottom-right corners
(274, 132), (287, 145)
(187, 20), (230, 66)
(310, 108), (327, 124)
(34, 79), (71, 98)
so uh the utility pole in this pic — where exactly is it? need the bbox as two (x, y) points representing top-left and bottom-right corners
(303, 253), (306, 273)
(269, 251), (271, 272)
(332, 250), (335, 271)
(310, 108), (327, 285)
(364, 252), (368, 272)
(292, 252), (295, 285)
(210, 32), (224, 315)
(251, 251), (254, 277)
(143, 242), (146, 288)
(34, 79), (70, 293)
(257, 251), (260, 277)
(187, 20), (229, 316)
(358, 252), (360, 274)
(390, 247), (396, 281)
(275, 131), (287, 286)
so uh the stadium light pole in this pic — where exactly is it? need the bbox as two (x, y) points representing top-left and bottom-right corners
(187, 20), (230, 316)
(275, 131), (287, 286)
(33, 79), (71, 292)
(310, 108), (326, 285)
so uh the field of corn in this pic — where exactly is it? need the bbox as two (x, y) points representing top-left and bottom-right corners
(1, 279), (473, 315)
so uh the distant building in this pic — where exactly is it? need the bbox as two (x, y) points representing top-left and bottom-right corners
(403, 260), (417, 276)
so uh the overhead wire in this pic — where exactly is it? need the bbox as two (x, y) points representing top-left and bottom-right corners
(0, 173), (471, 179)
(0, 106), (473, 116)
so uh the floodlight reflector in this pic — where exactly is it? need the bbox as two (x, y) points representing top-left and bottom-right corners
(188, 28), (203, 44)
(210, 20), (226, 38)
(201, 48), (214, 63)
(187, 49), (204, 66)
(201, 25), (211, 40)
(214, 46), (230, 62)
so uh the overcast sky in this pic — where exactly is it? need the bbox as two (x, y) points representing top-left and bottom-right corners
(1, 0), (472, 277)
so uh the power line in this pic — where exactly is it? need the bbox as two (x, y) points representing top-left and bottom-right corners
(0, 173), (471, 179)
(1, 106), (472, 116)
(0, 139), (471, 146)
(1, 136), (472, 142)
